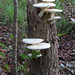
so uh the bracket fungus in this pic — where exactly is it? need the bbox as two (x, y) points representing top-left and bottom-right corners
(22, 38), (43, 44)
(33, 0), (63, 22)
(44, 9), (62, 18)
(33, 3), (56, 18)
(48, 16), (61, 20)
(22, 38), (51, 58)
(27, 43), (51, 50)
(48, 16), (61, 24)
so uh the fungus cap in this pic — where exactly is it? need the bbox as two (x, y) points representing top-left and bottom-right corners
(45, 9), (62, 12)
(27, 43), (51, 50)
(33, 3), (56, 8)
(43, 0), (55, 2)
(22, 38), (43, 44)
(48, 16), (61, 20)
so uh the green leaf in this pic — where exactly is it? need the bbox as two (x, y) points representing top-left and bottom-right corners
(36, 52), (41, 55)
(57, 33), (65, 37)
(22, 67), (27, 71)
(20, 54), (26, 59)
(0, 43), (7, 48)
(20, 54), (30, 59)
(31, 53), (37, 58)
(0, 52), (5, 58)
(16, 66), (21, 71)
(5, 64), (9, 71)
(26, 48), (32, 52)
(10, 34), (13, 39)
(26, 56), (30, 59)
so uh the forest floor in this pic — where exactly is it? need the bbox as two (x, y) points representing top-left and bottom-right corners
(58, 34), (75, 75)
(0, 24), (75, 75)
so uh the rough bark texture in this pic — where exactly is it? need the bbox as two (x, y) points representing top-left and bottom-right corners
(27, 0), (59, 75)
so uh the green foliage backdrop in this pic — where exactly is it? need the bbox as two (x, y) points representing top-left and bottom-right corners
(0, 0), (75, 36)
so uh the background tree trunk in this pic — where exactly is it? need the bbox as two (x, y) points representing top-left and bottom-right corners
(27, 0), (59, 75)
(12, 0), (18, 75)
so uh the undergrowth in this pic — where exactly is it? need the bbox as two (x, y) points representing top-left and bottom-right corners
(0, 0), (28, 38)
(0, 0), (75, 37)
(55, 0), (75, 35)
(0, 0), (28, 23)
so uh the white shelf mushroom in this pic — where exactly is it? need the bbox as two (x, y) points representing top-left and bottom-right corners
(43, 0), (55, 3)
(22, 38), (43, 44)
(48, 16), (61, 24)
(44, 9), (62, 18)
(33, 3), (56, 18)
(27, 43), (51, 50)
(48, 16), (61, 20)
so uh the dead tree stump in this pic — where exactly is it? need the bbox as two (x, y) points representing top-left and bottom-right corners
(27, 0), (59, 75)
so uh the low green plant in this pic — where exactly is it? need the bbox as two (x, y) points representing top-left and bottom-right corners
(55, 0), (75, 35)
(0, 0), (28, 40)
(0, 0), (28, 24)
(0, 43), (10, 71)
(0, 52), (5, 58)
(5, 64), (9, 71)
(18, 48), (42, 72)
(20, 48), (42, 59)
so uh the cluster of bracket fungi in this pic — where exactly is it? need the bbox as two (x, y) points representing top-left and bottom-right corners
(33, 0), (62, 24)
(22, 38), (51, 57)
(22, 0), (63, 58)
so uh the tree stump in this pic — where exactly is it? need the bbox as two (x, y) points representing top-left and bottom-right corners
(27, 0), (59, 75)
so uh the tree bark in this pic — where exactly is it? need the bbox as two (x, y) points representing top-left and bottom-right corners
(27, 0), (59, 75)
(12, 0), (18, 75)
